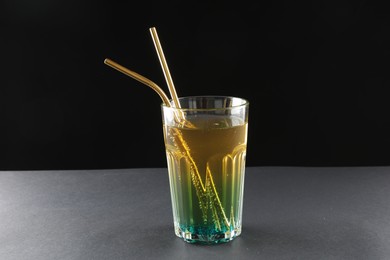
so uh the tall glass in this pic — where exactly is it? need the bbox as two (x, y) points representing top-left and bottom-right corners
(161, 96), (249, 244)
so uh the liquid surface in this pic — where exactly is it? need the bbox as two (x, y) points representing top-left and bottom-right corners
(163, 115), (247, 244)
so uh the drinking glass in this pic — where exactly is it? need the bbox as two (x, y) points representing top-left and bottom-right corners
(161, 96), (249, 244)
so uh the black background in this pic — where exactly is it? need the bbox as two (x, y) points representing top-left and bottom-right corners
(1, 1), (389, 170)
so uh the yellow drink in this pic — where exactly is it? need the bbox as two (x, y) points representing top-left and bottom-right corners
(163, 115), (248, 244)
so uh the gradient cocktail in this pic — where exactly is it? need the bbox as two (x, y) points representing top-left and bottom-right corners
(161, 96), (249, 244)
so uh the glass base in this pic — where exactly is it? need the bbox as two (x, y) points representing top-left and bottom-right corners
(174, 224), (242, 244)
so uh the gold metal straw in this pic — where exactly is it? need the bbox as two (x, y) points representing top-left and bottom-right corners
(103, 29), (228, 228)
(104, 58), (171, 106)
(149, 27), (181, 109)
(148, 28), (228, 227)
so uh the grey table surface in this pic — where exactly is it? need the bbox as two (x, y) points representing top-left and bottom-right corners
(0, 166), (390, 260)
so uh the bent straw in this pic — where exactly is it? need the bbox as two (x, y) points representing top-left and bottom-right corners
(104, 31), (230, 229)
(149, 27), (181, 109)
(104, 58), (170, 106)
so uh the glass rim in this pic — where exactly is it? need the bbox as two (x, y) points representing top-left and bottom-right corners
(161, 95), (249, 111)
